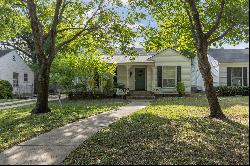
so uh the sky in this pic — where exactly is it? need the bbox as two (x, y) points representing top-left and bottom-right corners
(218, 42), (249, 49)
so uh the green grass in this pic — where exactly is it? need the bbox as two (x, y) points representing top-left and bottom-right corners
(0, 99), (126, 152)
(63, 94), (249, 165)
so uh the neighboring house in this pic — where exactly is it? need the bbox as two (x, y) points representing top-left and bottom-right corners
(0, 49), (34, 96)
(103, 48), (192, 94)
(192, 48), (249, 91)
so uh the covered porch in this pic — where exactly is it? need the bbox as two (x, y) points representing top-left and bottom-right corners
(116, 62), (156, 92)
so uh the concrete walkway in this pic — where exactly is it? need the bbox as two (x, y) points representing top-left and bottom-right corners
(0, 100), (149, 165)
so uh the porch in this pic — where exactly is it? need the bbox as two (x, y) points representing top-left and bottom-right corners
(116, 63), (155, 92)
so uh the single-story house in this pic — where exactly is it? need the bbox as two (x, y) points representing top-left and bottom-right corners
(192, 48), (249, 91)
(103, 48), (192, 95)
(0, 49), (34, 96)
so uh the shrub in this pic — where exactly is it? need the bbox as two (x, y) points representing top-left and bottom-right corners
(215, 86), (249, 96)
(114, 82), (125, 89)
(0, 80), (13, 99)
(68, 80), (116, 100)
(103, 79), (115, 97)
(176, 82), (185, 97)
(73, 83), (87, 92)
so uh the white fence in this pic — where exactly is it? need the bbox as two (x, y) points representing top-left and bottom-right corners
(13, 84), (34, 97)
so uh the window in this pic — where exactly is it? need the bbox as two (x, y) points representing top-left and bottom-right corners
(12, 55), (16, 61)
(24, 73), (28, 82)
(13, 72), (19, 87)
(162, 66), (176, 88)
(231, 67), (243, 86)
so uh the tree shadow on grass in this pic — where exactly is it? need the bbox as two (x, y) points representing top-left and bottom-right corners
(0, 100), (123, 152)
(63, 112), (249, 165)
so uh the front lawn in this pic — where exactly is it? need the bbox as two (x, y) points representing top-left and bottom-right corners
(63, 94), (249, 165)
(0, 99), (126, 152)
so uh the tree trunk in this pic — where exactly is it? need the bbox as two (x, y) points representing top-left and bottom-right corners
(197, 42), (226, 119)
(32, 61), (51, 114)
(34, 71), (39, 94)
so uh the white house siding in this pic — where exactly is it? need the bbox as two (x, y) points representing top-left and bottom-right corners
(116, 65), (127, 87)
(191, 54), (219, 91)
(151, 49), (192, 94)
(0, 51), (34, 95)
(219, 62), (249, 86)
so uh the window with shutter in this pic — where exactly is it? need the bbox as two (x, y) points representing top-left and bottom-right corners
(227, 67), (231, 86)
(177, 66), (181, 83)
(157, 66), (162, 87)
(162, 66), (176, 87)
(243, 67), (247, 86)
(231, 67), (242, 86)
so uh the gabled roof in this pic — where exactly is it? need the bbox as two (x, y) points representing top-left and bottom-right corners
(102, 48), (157, 63)
(208, 48), (249, 63)
(147, 48), (185, 60)
(0, 49), (14, 58)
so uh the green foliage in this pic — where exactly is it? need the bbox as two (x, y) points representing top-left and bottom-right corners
(50, 51), (117, 93)
(176, 82), (185, 97)
(114, 82), (126, 89)
(131, 0), (249, 57)
(0, 0), (29, 40)
(0, 80), (13, 99)
(0, 99), (126, 152)
(63, 94), (249, 165)
(215, 86), (249, 96)
(103, 79), (115, 97)
(73, 83), (87, 93)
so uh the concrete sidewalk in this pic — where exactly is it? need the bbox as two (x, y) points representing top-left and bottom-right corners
(0, 100), (149, 165)
(0, 95), (67, 110)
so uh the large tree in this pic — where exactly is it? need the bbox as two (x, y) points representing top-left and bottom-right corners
(132, 0), (249, 119)
(1, 0), (139, 114)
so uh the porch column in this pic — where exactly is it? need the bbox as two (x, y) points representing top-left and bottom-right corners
(151, 66), (156, 90)
(126, 65), (130, 89)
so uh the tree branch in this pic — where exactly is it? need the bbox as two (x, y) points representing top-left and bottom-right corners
(56, 0), (105, 50)
(0, 41), (31, 56)
(26, 0), (44, 63)
(56, 25), (100, 50)
(186, 0), (205, 46)
(205, 0), (225, 39)
(47, 0), (63, 63)
(208, 24), (235, 45)
(58, 0), (69, 23)
(181, 1), (197, 44)
(57, 27), (86, 33)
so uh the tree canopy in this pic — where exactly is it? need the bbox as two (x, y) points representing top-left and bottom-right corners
(131, 0), (249, 58)
(0, 0), (142, 114)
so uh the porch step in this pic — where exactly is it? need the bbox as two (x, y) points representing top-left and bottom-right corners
(126, 96), (155, 100)
(129, 91), (154, 96)
(127, 91), (155, 100)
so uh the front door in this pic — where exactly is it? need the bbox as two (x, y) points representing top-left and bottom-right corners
(135, 68), (146, 90)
